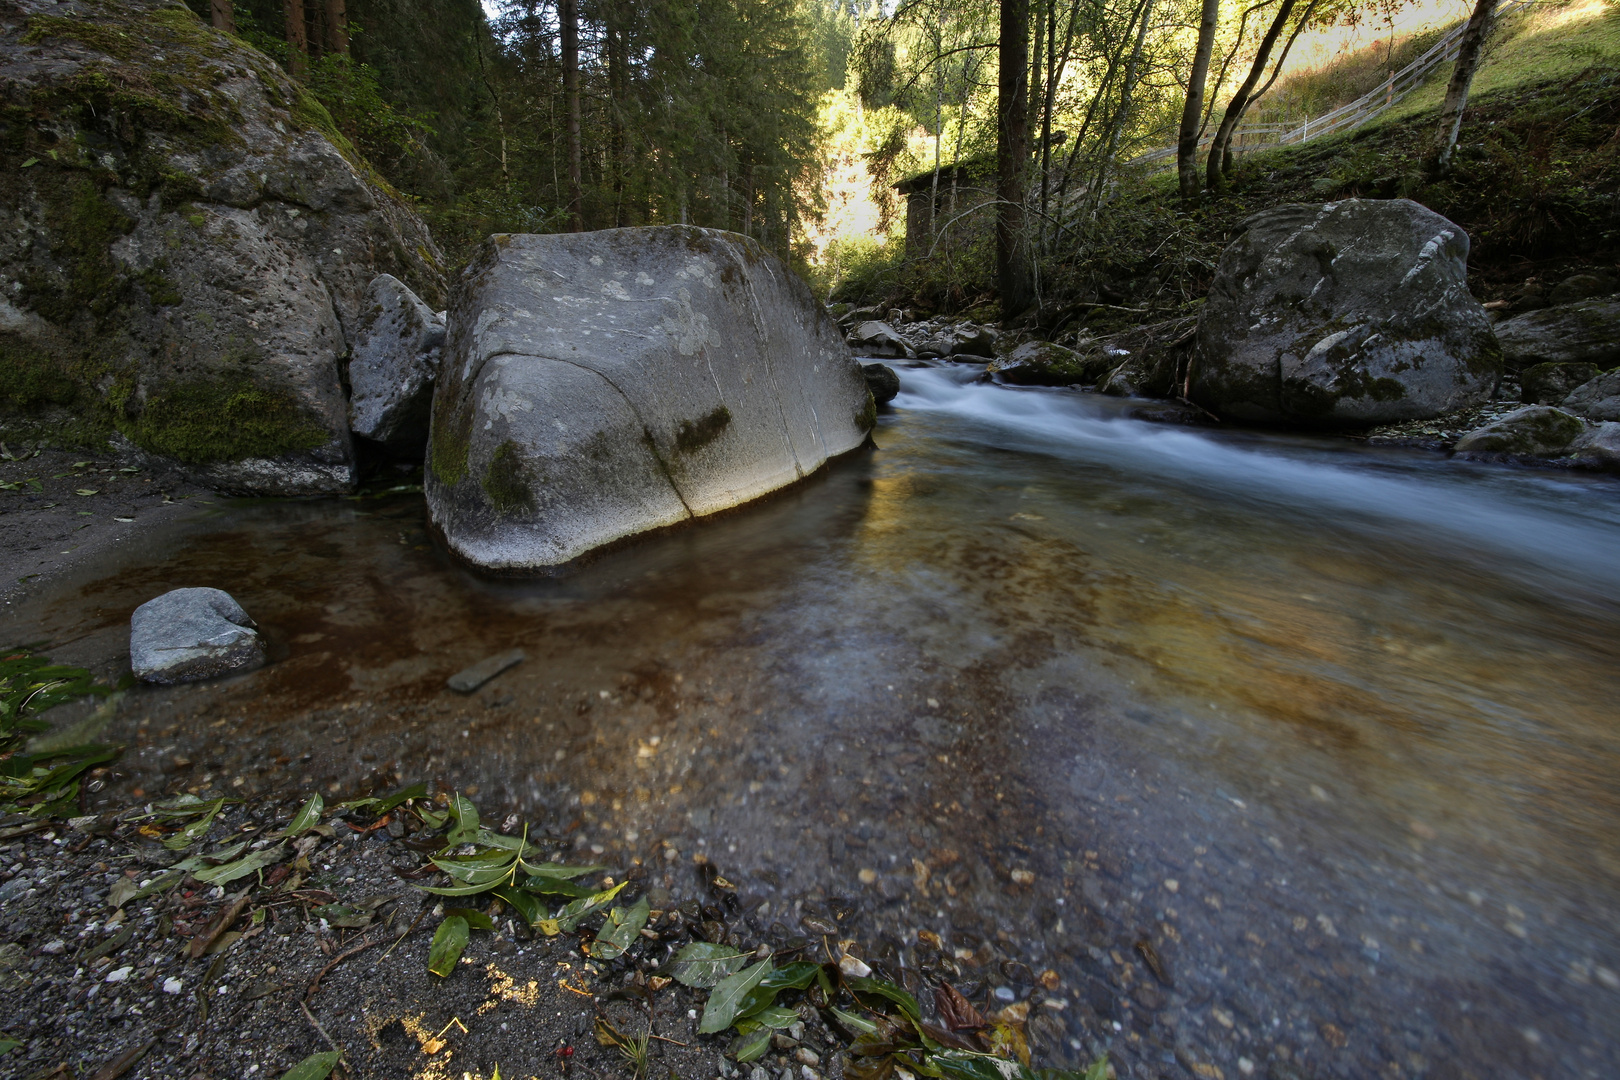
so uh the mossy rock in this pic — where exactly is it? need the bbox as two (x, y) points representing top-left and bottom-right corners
(1453, 405), (1586, 456)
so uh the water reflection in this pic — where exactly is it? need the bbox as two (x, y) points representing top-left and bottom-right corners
(5, 362), (1619, 1077)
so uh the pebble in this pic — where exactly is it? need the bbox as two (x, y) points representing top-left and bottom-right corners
(41, 939), (65, 955)
(163, 977), (184, 994)
(857, 868), (876, 884)
(795, 1048), (820, 1067)
(1010, 869), (1034, 885)
(992, 985), (1015, 1002)
(105, 966), (132, 983)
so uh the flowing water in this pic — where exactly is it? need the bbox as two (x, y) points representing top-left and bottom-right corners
(7, 361), (1620, 1079)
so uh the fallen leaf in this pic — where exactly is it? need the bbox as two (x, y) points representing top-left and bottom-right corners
(667, 941), (748, 988)
(427, 916), (469, 976)
(698, 958), (771, 1033)
(276, 1051), (342, 1080)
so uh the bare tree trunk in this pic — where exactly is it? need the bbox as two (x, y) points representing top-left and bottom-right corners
(1176, 0), (1221, 201)
(283, 0), (308, 77)
(1226, 0), (1318, 170)
(211, 0), (235, 34)
(1207, 0), (1296, 193)
(561, 0), (584, 231)
(607, 1), (627, 227)
(474, 25), (509, 189)
(1426, 0), (1498, 177)
(324, 0), (348, 57)
(1093, 0), (1156, 209)
(998, 0), (1033, 318)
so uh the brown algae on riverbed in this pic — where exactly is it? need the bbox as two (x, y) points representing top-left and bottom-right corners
(4, 369), (1620, 1077)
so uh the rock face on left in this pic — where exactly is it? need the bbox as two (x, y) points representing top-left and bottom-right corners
(0, 0), (445, 494)
(427, 227), (873, 571)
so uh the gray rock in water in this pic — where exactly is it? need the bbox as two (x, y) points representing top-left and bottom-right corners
(1453, 405), (1586, 457)
(1569, 422), (1620, 473)
(447, 649), (525, 693)
(989, 340), (1092, 386)
(1561, 369), (1620, 421)
(1521, 361), (1600, 405)
(426, 227), (873, 571)
(1191, 199), (1500, 426)
(846, 321), (915, 359)
(130, 588), (265, 684)
(918, 324), (997, 360)
(348, 274), (447, 454)
(1494, 300), (1620, 372)
(0, 0), (445, 495)
(862, 363), (900, 404)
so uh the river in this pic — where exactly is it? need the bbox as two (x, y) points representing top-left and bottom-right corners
(7, 361), (1619, 1079)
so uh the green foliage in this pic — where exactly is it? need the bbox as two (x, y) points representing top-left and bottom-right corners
(118, 375), (331, 464)
(0, 647), (119, 816)
(818, 235), (905, 302)
(306, 54), (436, 173)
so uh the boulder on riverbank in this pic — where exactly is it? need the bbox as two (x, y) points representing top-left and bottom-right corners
(1494, 300), (1620, 372)
(426, 227), (873, 571)
(862, 363), (901, 404)
(130, 587), (265, 683)
(1561, 370), (1620, 422)
(1521, 362), (1601, 405)
(847, 320), (915, 359)
(0, 0), (445, 494)
(1190, 199), (1500, 427)
(347, 275), (447, 455)
(1452, 405), (1586, 457)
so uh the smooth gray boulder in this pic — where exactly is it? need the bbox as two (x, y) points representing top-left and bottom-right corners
(917, 324), (997, 359)
(348, 274), (447, 454)
(1570, 423), (1620, 473)
(988, 340), (1092, 386)
(862, 363), (901, 404)
(1452, 406), (1586, 457)
(846, 321), (915, 359)
(1191, 199), (1500, 426)
(1561, 370), (1620, 421)
(130, 588), (265, 684)
(1494, 301), (1620, 372)
(1521, 361), (1600, 405)
(426, 227), (874, 571)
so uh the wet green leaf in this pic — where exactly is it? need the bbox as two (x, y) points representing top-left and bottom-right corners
(416, 807), (449, 830)
(172, 840), (249, 872)
(492, 887), (544, 926)
(516, 875), (597, 897)
(163, 798), (224, 849)
(193, 842), (285, 885)
(337, 782), (426, 815)
(699, 958), (772, 1034)
(925, 1050), (1025, 1080)
(427, 916), (469, 976)
(516, 860), (603, 879)
(667, 941), (749, 988)
(444, 907), (497, 932)
(846, 975), (922, 1021)
(445, 793), (480, 845)
(106, 869), (182, 909)
(554, 880), (626, 932)
(277, 1050), (342, 1080)
(745, 1005), (799, 1029)
(279, 794), (324, 838)
(733, 1027), (772, 1062)
(419, 878), (506, 897)
(830, 1006), (879, 1034)
(588, 895), (649, 960)
(760, 961), (821, 991)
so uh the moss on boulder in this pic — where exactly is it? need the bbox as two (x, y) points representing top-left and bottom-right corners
(0, 0), (445, 493)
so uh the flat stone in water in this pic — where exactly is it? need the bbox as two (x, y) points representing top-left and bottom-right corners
(447, 648), (525, 693)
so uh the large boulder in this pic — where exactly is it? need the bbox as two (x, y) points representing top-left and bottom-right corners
(989, 340), (1093, 386)
(1494, 300), (1620, 372)
(130, 587), (265, 684)
(347, 274), (446, 454)
(1521, 361), (1600, 405)
(1191, 200), (1500, 426)
(426, 227), (874, 571)
(1452, 406), (1586, 457)
(862, 363), (901, 404)
(1570, 423), (1620, 473)
(846, 321), (915, 359)
(0, 0), (445, 494)
(1562, 370), (1620, 421)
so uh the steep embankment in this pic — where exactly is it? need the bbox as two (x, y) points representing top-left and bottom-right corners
(0, 0), (445, 494)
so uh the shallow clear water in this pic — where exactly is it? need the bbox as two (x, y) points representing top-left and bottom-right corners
(7, 362), (1619, 1078)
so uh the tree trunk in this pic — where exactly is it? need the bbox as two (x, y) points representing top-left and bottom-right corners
(1176, 0), (1220, 201)
(211, 0), (235, 34)
(324, 0), (348, 57)
(474, 25), (508, 189)
(1226, 0), (1318, 171)
(607, 2), (627, 227)
(1426, 0), (1498, 177)
(1094, 0), (1156, 209)
(997, 0), (1033, 318)
(1207, 0), (1295, 193)
(283, 0), (308, 77)
(561, 0), (584, 231)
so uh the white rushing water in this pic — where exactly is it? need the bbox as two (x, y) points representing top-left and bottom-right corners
(894, 362), (1620, 598)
